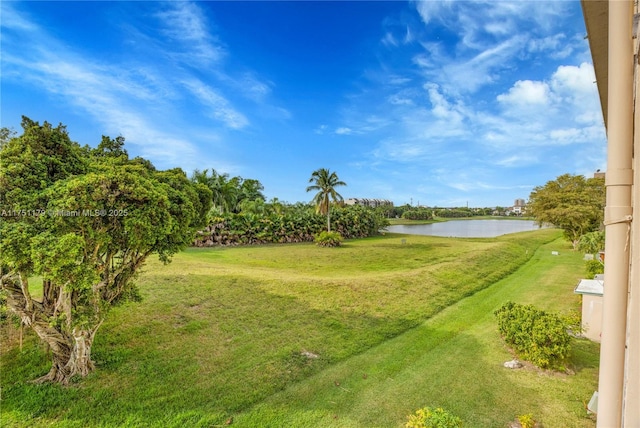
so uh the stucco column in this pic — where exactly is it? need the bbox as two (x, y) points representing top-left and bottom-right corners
(597, 1), (634, 427)
(622, 2), (640, 421)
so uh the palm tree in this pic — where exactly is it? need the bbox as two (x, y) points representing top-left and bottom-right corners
(191, 169), (241, 214)
(306, 168), (346, 232)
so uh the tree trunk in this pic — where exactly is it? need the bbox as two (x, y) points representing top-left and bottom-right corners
(1, 273), (101, 385)
(327, 210), (331, 232)
(31, 323), (100, 384)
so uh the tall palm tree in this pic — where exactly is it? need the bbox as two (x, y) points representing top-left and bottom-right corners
(306, 168), (346, 232)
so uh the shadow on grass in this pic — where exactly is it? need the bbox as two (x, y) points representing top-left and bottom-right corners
(569, 338), (600, 373)
(231, 328), (595, 428)
(1, 277), (423, 427)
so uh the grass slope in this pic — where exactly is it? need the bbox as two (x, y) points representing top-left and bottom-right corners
(0, 229), (598, 427)
(234, 234), (598, 427)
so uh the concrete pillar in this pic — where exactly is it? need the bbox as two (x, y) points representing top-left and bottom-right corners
(597, 1), (634, 427)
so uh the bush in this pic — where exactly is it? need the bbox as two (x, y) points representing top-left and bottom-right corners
(406, 407), (463, 428)
(314, 231), (343, 247)
(0, 289), (8, 322)
(517, 413), (536, 428)
(494, 301), (571, 369)
(585, 259), (604, 278)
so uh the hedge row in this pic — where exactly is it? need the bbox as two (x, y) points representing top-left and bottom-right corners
(194, 205), (388, 246)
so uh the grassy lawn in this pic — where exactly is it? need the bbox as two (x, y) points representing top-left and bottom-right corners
(0, 229), (598, 427)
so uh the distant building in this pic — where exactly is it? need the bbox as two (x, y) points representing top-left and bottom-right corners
(344, 198), (393, 208)
(506, 198), (527, 216)
(594, 170), (605, 179)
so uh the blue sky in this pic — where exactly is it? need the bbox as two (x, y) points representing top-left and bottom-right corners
(1, 1), (605, 207)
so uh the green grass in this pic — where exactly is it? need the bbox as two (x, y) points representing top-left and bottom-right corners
(0, 229), (598, 427)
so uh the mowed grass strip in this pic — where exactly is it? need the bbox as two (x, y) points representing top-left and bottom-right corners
(233, 234), (598, 427)
(0, 229), (594, 427)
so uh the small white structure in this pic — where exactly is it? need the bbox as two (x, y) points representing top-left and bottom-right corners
(574, 275), (604, 342)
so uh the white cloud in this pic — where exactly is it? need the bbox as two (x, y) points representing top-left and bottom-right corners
(404, 26), (415, 44)
(415, 34), (529, 95)
(388, 94), (414, 106)
(0, 4), (37, 32)
(155, 2), (224, 65)
(425, 84), (464, 122)
(527, 33), (571, 57)
(409, 1), (578, 98)
(182, 79), (249, 130)
(413, 0), (454, 25)
(330, 112), (392, 138)
(4, 46), (198, 164)
(240, 73), (272, 100)
(497, 80), (551, 106)
(315, 125), (328, 135)
(335, 127), (353, 135)
(494, 154), (538, 167)
(0, 2), (264, 170)
(382, 32), (398, 47)
(549, 128), (582, 142)
(389, 76), (412, 86)
(550, 62), (597, 101)
(489, 62), (602, 151)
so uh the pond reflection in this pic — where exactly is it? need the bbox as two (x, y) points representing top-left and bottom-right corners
(385, 219), (544, 238)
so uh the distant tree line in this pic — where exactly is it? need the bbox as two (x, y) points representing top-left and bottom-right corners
(392, 206), (497, 220)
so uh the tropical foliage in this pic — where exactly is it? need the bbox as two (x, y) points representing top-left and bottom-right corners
(0, 117), (211, 384)
(313, 231), (343, 247)
(194, 203), (388, 246)
(406, 407), (464, 428)
(577, 231), (605, 255)
(191, 168), (265, 215)
(306, 168), (346, 232)
(528, 174), (605, 248)
(585, 259), (604, 279)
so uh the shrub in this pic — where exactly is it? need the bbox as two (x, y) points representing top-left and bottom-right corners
(517, 413), (536, 428)
(494, 301), (571, 369)
(562, 309), (583, 336)
(314, 231), (343, 247)
(0, 289), (8, 321)
(406, 407), (463, 428)
(585, 259), (604, 278)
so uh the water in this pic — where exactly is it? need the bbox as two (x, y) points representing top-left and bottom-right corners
(384, 219), (543, 238)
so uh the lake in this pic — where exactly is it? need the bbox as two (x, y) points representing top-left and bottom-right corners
(385, 219), (544, 238)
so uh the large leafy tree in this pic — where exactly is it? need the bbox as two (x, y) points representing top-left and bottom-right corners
(528, 173), (605, 249)
(0, 117), (211, 384)
(306, 168), (346, 232)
